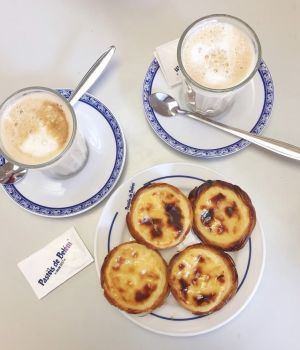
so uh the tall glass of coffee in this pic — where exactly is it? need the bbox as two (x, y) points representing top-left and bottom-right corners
(177, 14), (261, 116)
(0, 87), (88, 178)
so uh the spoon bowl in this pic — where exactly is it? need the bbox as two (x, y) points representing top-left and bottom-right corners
(149, 92), (180, 116)
(0, 162), (27, 184)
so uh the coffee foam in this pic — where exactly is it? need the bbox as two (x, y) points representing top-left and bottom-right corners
(20, 126), (59, 157)
(0, 92), (73, 166)
(181, 21), (256, 89)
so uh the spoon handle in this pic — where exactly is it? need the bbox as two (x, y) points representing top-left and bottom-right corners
(182, 110), (300, 160)
(68, 46), (116, 106)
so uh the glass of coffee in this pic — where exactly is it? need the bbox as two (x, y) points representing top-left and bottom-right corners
(0, 87), (88, 178)
(177, 14), (261, 116)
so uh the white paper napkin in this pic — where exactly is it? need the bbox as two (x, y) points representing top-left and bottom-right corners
(154, 39), (181, 87)
(18, 227), (93, 299)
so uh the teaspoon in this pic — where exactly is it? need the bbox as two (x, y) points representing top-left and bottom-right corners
(149, 92), (300, 161)
(0, 46), (116, 184)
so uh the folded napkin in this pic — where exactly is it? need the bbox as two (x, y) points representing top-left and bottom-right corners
(18, 227), (93, 299)
(154, 39), (181, 87)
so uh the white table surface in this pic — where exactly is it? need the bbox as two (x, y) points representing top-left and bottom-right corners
(0, 1), (299, 349)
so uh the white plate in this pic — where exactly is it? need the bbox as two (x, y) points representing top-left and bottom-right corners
(94, 163), (265, 336)
(143, 59), (274, 158)
(0, 90), (126, 217)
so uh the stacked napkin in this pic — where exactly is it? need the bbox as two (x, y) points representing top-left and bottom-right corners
(154, 39), (181, 87)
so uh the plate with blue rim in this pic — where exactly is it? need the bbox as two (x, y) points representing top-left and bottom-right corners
(143, 59), (274, 158)
(94, 163), (265, 336)
(0, 89), (126, 218)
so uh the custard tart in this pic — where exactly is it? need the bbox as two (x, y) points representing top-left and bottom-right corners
(189, 180), (256, 251)
(126, 183), (193, 249)
(168, 243), (238, 315)
(101, 241), (169, 314)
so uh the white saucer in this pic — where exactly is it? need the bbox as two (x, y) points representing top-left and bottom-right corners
(95, 163), (265, 336)
(143, 59), (274, 158)
(0, 90), (126, 217)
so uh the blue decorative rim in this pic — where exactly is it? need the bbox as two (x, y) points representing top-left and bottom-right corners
(0, 89), (126, 217)
(106, 174), (252, 321)
(143, 59), (274, 158)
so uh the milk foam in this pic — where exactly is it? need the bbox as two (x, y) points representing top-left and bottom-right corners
(20, 125), (59, 157)
(182, 21), (256, 89)
(0, 92), (73, 166)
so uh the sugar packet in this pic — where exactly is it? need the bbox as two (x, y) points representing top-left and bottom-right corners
(18, 227), (93, 299)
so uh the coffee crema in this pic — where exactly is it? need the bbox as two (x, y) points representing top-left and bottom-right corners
(181, 20), (256, 90)
(0, 92), (73, 166)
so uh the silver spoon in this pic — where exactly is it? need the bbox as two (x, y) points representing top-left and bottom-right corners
(0, 162), (27, 184)
(0, 45), (116, 184)
(149, 92), (300, 161)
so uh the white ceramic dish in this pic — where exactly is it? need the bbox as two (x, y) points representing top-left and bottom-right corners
(143, 59), (274, 158)
(0, 90), (126, 217)
(95, 163), (265, 336)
